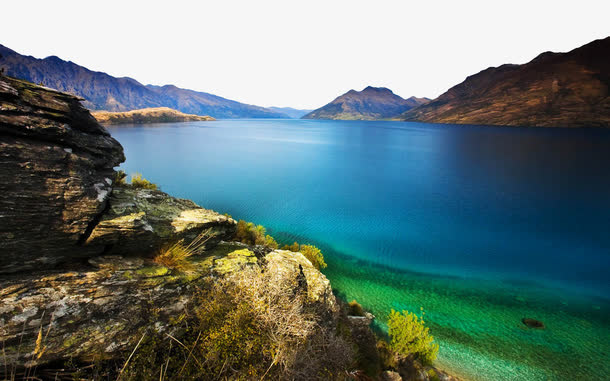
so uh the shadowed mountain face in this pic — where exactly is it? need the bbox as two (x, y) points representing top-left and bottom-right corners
(0, 44), (288, 119)
(402, 37), (610, 127)
(302, 86), (429, 120)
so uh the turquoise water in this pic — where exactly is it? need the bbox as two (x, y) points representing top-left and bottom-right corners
(108, 120), (610, 380)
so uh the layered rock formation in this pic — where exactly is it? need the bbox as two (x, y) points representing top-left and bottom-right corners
(92, 107), (215, 124)
(402, 37), (610, 127)
(0, 75), (124, 273)
(84, 187), (236, 255)
(0, 244), (336, 368)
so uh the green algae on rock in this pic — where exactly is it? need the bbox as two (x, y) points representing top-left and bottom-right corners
(84, 186), (237, 256)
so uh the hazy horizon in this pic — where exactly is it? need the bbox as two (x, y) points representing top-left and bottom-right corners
(2, 0), (609, 109)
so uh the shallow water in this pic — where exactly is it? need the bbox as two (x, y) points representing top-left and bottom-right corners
(108, 119), (610, 380)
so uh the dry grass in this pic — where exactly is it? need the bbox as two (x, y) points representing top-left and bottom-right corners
(154, 229), (213, 272)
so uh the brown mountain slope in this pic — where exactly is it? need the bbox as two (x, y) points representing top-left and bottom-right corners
(303, 86), (429, 120)
(92, 107), (215, 124)
(402, 37), (610, 127)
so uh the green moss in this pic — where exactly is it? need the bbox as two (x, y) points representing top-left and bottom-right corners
(213, 249), (257, 275)
(135, 265), (169, 277)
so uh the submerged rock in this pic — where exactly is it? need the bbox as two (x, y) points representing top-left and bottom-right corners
(522, 318), (545, 329)
(0, 76), (125, 273)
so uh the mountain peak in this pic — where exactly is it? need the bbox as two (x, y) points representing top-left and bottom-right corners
(362, 86), (392, 93)
(303, 86), (428, 120)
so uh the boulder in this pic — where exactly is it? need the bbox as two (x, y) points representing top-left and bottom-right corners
(83, 186), (237, 255)
(0, 76), (124, 273)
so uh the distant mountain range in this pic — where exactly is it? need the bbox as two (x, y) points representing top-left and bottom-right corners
(302, 86), (429, 120)
(267, 107), (313, 119)
(0, 44), (288, 119)
(402, 37), (610, 127)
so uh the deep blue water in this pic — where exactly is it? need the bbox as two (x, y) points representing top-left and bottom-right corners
(108, 119), (610, 380)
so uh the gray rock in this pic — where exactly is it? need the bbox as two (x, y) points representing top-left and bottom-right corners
(84, 186), (237, 255)
(0, 76), (124, 273)
(0, 245), (336, 367)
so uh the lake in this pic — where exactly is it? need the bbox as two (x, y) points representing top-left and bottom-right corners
(108, 119), (610, 380)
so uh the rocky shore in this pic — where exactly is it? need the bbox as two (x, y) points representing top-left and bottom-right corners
(0, 75), (456, 380)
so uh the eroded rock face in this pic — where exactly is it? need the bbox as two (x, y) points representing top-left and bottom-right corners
(0, 76), (125, 273)
(84, 187), (237, 255)
(0, 244), (336, 368)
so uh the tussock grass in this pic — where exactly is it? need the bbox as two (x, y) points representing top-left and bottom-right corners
(154, 229), (213, 272)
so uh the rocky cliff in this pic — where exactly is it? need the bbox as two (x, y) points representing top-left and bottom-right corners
(0, 75), (125, 273)
(0, 76), (350, 379)
(402, 37), (610, 127)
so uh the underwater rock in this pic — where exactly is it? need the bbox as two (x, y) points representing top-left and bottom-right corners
(522, 318), (545, 329)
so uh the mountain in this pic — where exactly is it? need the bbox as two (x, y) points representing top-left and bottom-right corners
(267, 107), (313, 119)
(92, 107), (215, 124)
(0, 44), (287, 119)
(402, 37), (610, 127)
(302, 86), (429, 120)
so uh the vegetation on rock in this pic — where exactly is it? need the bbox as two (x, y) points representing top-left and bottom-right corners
(121, 265), (354, 380)
(282, 242), (327, 270)
(388, 309), (439, 365)
(129, 173), (158, 190)
(235, 219), (279, 248)
(154, 229), (212, 272)
(348, 300), (365, 316)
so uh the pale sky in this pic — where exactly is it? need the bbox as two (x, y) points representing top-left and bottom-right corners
(1, 0), (609, 109)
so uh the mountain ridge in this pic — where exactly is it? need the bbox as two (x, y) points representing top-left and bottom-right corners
(401, 36), (610, 127)
(0, 44), (289, 119)
(302, 86), (429, 120)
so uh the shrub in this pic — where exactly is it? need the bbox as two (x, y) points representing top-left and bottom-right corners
(299, 244), (327, 270)
(387, 309), (439, 365)
(114, 170), (127, 185)
(235, 220), (278, 249)
(282, 242), (300, 252)
(348, 300), (365, 316)
(130, 173), (157, 190)
(121, 266), (354, 380)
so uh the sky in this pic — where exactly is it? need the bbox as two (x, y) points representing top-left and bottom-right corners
(1, 0), (609, 109)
